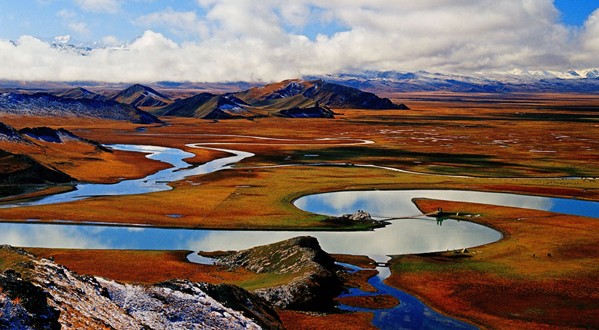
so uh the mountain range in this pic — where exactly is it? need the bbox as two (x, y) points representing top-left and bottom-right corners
(6, 68), (597, 122)
(155, 79), (406, 119)
(1, 78), (406, 121)
(306, 70), (599, 93)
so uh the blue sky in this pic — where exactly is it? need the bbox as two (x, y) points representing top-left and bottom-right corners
(0, 1), (598, 82)
(554, 0), (598, 25)
(0, 0), (347, 43)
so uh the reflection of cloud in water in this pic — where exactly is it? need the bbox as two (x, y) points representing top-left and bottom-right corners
(0, 219), (501, 263)
(182, 220), (501, 263)
(296, 190), (554, 218)
(0, 224), (108, 249)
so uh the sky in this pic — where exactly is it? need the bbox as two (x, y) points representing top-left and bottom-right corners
(0, 0), (598, 83)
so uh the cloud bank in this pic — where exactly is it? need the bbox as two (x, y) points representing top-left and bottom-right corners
(1, 0), (598, 82)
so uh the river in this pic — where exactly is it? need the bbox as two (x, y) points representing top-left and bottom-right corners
(1, 138), (598, 330)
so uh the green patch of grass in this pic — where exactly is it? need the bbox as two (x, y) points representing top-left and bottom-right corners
(235, 272), (300, 291)
(392, 255), (511, 277)
(0, 248), (33, 276)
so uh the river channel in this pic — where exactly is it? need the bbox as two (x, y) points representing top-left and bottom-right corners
(1, 139), (598, 329)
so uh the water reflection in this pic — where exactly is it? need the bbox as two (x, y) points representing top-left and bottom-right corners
(294, 190), (599, 219)
(337, 264), (476, 330)
(1, 144), (253, 208)
(0, 218), (501, 263)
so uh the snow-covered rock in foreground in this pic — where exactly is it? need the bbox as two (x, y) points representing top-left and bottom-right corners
(0, 246), (261, 330)
(98, 278), (260, 330)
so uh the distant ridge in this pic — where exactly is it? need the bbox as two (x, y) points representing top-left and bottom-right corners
(307, 71), (599, 93)
(58, 87), (106, 101)
(110, 84), (172, 109)
(0, 92), (161, 124)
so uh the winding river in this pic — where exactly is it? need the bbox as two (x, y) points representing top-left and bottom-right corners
(1, 137), (598, 329)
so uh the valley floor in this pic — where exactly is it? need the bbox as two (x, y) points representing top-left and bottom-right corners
(1, 92), (598, 329)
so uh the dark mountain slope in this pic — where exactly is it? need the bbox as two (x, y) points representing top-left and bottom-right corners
(0, 149), (74, 184)
(0, 122), (27, 143)
(156, 92), (217, 117)
(18, 127), (109, 151)
(0, 92), (161, 124)
(111, 84), (172, 108)
(236, 79), (405, 110)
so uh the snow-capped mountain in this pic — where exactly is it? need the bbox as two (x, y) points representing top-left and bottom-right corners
(307, 69), (599, 93)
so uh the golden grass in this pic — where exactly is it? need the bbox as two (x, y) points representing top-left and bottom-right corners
(278, 310), (377, 330)
(385, 199), (599, 329)
(27, 248), (302, 291)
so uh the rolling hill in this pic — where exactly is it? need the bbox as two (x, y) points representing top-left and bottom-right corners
(57, 87), (106, 101)
(236, 79), (406, 110)
(110, 84), (172, 109)
(0, 149), (74, 185)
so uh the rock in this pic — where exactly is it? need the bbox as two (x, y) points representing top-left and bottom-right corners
(347, 210), (373, 222)
(99, 278), (261, 330)
(215, 236), (343, 311)
(326, 210), (381, 225)
(0, 121), (27, 142)
(195, 282), (284, 329)
(0, 246), (262, 329)
(0, 270), (60, 330)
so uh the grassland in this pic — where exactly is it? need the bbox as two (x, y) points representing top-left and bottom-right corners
(388, 198), (599, 329)
(1, 92), (599, 328)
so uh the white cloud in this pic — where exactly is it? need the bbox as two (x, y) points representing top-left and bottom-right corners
(135, 8), (208, 39)
(101, 35), (122, 46)
(74, 0), (120, 13)
(573, 9), (599, 66)
(57, 9), (77, 20)
(1, 1), (598, 82)
(68, 21), (91, 35)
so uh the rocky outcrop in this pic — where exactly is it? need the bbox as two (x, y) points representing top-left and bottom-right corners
(194, 282), (284, 329)
(216, 236), (343, 311)
(325, 210), (385, 227)
(0, 269), (60, 330)
(0, 246), (263, 329)
(98, 278), (261, 330)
